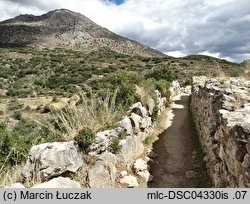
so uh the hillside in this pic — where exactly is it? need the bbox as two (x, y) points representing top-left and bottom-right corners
(0, 9), (164, 57)
(0, 9), (248, 188)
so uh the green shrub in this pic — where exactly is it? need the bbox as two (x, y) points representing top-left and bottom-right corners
(89, 70), (141, 108)
(74, 128), (95, 151)
(0, 122), (38, 168)
(110, 138), (121, 154)
(140, 78), (170, 99)
(146, 64), (178, 82)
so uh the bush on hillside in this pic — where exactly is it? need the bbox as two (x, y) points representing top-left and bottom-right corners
(90, 70), (142, 107)
(74, 128), (95, 151)
(146, 64), (178, 82)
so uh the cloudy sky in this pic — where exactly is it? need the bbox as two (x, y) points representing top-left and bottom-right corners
(0, 0), (249, 62)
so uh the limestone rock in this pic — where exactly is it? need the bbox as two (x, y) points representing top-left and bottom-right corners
(118, 136), (144, 166)
(140, 116), (152, 129)
(120, 170), (128, 177)
(130, 102), (148, 118)
(170, 80), (181, 96)
(90, 128), (122, 153)
(117, 116), (133, 135)
(180, 85), (191, 94)
(120, 175), (139, 188)
(4, 183), (25, 188)
(133, 159), (147, 172)
(88, 152), (117, 188)
(129, 113), (142, 134)
(242, 154), (250, 170)
(32, 177), (81, 188)
(147, 98), (155, 116)
(137, 170), (153, 182)
(22, 141), (83, 181)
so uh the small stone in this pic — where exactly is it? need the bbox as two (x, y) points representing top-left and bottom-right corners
(137, 170), (153, 182)
(120, 175), (139, 188)
(130, 102), (148, 118)
(31, 177), (81, 188)
(4, 183), (25, 188)
(117, 116), (133, 135)
(133, 159), (147, 172)
(120, 171), (128, 177)
(147, 98), (155, 116)
(129, 113), (142, 134)
(148, 150), (158, 158)
(140, 116), (152, 129)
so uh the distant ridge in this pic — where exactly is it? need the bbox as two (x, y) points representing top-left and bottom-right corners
(0, 9), (165, 57)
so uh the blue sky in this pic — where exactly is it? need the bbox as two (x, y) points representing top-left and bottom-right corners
(111, 0), (125, 5)
(0, 0), (249, 62)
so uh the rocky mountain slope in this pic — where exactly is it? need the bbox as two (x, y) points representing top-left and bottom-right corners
(0, 9), (164, 57)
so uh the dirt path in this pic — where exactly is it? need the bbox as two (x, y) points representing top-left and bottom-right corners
(148, 94), (194, 188)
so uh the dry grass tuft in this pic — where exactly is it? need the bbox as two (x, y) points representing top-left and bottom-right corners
(44, 89), (124, 141)
(0, 164), (23, 187)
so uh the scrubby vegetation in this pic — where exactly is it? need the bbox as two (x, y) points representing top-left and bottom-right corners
(0, 45), (245, 184)
(74, 128), (95, 151)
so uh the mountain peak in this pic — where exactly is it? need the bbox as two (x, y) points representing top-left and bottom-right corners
(0, 9), (165, 57)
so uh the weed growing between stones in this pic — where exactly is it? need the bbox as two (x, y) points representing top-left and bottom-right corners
(110, 138), (121, 154)
(74, 128), (95, 152)
(143, 135), (154, 146)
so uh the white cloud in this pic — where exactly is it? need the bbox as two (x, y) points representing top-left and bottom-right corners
(165, 51), (187, 58)
(0, 0), (249, 62)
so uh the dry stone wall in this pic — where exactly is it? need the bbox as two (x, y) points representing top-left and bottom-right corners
(191, 76), (250, 187)
(11, 84), (177, 188)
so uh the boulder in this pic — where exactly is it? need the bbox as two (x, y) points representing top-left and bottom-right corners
(133, 159), (147, 172)
(88, 152), (117, 188)
(32, 177), (81, 188)
(133, 159), (152, 182)
(140, 116), (152, 129)
(147, 98), (155, 116)
(120, 175), (139, 188)
(4, 183), (25, 188)
(130, 102), (148, 117)
(137, 170), (153, 182)
(118, 136), (144, 166)
(90, 128), (123, 153)
(22, 141), (83, 181)
(129, 113), (142, 134)
(170, 80), (181, 96)
(117, 116), (133, 135)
